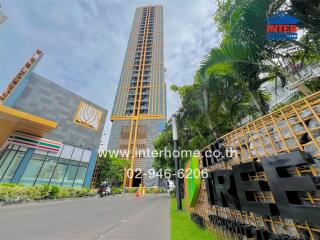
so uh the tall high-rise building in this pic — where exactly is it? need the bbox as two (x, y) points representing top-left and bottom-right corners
(108, 6), (166, 187)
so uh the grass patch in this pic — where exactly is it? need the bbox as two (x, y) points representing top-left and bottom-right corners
(170, 197), (220, 240)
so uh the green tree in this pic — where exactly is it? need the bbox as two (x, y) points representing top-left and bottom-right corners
(96, 154), (129, 187)
(153, 0), (320, 172)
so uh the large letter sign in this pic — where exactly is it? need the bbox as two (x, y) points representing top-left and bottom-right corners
(261, 151), (320, 224)
(201, 151), (320, 238)
(232, 161), (278, 216)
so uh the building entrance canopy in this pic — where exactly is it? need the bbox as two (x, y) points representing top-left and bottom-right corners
(0, 104), (57, 147)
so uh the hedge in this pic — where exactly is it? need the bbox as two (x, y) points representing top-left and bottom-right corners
(0, 184), (95, 203)
(111, 187), (123, 194)
(124, 187), (167, 194)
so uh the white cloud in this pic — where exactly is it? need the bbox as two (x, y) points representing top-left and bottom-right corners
(0, 0), (221, 146)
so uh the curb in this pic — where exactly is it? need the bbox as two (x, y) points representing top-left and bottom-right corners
(0, 195), (98, 207)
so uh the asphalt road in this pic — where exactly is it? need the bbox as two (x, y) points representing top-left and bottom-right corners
(0, 194), (170, 240)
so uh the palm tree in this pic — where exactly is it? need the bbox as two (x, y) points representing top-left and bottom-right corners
(200, 0), (314, 116)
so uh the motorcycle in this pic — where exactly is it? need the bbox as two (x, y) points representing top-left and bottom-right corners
(99, 185), (111, 197)
(106, 186), (111, 195)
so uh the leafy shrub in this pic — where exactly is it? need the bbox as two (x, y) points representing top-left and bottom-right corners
(86, 188), (97, 197)
(49, 185), (60, 199)
(123, 187), (166, 195)
(35, 185), (51, 199)
(112, 187), (122, 194)
(75, 188), (89, 197)
(58, 187), (89, 198)
(148, 187), (166, 194)
(151, 187), (159, 193)
(58, 187), (71, 198)
(0, 184), (90, 202)
(0, 185), (41, 202)
(125, 187), (138, 193)
(170, 188), (176, 198)
(0, 183), (24, 187)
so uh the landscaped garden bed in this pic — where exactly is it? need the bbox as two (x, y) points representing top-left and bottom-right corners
(0, 183), (96, 203)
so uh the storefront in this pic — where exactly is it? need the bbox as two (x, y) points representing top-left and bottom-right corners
(0, 50), (107, 188)
(0, 135), (92, 188)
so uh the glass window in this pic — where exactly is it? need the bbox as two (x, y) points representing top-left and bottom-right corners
(73, 162), (88, 188)
(35, 156), (58, 185)
(19, 154), (46, 185)
(1, 151), (25, 183)
(71, 147), (83, 161)
(12, 145), (19, 150)
(0, 149), (10, 169)
(81, 150), (92, 163)
(0, 150), (18, 181)
(62, 160), (79, 187)
(60, 145), (74, 159)
(19, 146), (28, 152)
(50, 158), (69, 186)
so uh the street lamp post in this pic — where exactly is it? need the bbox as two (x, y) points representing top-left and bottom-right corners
(172, 114), (182, 210)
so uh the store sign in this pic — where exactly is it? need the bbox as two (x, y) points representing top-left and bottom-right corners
(0, 49), (43, 103)
(8, 132), (62, 153)
(204, 151), (320, 225)
(266, 13), (299, 40)
(74, 102), (102, 130)
(186, 156), (201, 207)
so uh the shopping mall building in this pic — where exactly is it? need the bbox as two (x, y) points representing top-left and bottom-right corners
(0, 50), (107, 188)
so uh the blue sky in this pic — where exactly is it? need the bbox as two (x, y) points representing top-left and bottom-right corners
(0, 0), (221, 145)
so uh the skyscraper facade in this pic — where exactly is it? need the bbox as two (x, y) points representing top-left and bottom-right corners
(108, 6), (166, 187)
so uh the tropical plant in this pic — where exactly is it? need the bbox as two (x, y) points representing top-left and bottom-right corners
(153, 0), (320, 172)
(95, 153), (129, 187)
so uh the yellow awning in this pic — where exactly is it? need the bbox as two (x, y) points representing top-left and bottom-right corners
(0, 104), (57, 146)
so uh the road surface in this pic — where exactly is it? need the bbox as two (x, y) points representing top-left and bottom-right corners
(0, 194), (170, 240)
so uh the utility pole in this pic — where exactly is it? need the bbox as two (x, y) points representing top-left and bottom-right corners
(172, 114), (182, 210)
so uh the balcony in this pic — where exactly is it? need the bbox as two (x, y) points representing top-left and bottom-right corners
(127, 96), (135, 102)
(140, 109), (148, 114)
(140, 104), (148, 109)
(126, 105), (134, 110)
(288, 62), (320, 90)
